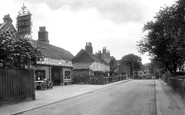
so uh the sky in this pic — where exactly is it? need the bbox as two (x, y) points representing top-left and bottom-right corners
(0, 0), (176, 64)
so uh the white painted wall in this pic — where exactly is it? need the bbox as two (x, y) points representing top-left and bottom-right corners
(90, 62), (110, 72)
(37, 57), (73, 67)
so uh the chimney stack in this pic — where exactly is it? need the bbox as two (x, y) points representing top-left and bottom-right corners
(38, 26), (49, 44)
(85, 42), (93, 53)
(96, 50), (102, 59)
(3, 14), (12, 23)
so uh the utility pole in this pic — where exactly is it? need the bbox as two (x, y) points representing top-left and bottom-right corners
(132, 61), (134, 79)
(154, 66), (155, 79)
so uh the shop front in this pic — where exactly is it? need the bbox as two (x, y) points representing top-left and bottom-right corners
(31, 57), (73, 86)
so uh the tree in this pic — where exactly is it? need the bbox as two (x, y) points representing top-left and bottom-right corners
(143, 62), (158, 75)
(0, 30), (44, 69)
(138, 0), (185, 74)
(0, 29), (17, 68)
(109, 57), (118, 75)
(120, 54), (142, 77)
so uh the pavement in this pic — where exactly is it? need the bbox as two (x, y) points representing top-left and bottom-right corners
(1, 79), (185, 115)
(156, 79), (185, 115)
(0, 79), (131, 115)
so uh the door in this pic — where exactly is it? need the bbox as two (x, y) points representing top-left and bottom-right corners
(52, 67), (61, 85)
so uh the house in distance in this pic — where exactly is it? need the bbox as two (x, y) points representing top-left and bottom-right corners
(73, 42), (110, 84)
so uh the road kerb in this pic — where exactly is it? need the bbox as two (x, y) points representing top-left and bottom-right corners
(155, 79), (162, 115)
(10, 79), (131, 115)
(156, 79), (185, 115)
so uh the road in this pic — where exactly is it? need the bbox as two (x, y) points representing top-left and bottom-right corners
(18, 80), (157, 115)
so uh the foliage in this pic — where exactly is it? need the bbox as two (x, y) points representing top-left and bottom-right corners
(138, 0), (185, 73)
(143, 62), (155, 74)
(109, 57), (118, 75)
(121, 54), (142, 70)
(0, 30), (45, 69)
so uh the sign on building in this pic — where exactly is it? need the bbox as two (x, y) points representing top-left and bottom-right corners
(17, 4), (32, 36)
(37, 57), (73, 67)
(17, 14), (31, 35)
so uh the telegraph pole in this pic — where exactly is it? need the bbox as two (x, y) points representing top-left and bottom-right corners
(154, 66), (155, 79)
(132, 61), (134, 79)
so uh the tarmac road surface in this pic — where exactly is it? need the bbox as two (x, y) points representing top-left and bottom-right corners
(18, 80), (157, 115)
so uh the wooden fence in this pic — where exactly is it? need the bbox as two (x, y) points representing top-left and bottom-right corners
(0, 69), (35, 104)
(74, 74), (126, 85)
(104, 75), (126, 84)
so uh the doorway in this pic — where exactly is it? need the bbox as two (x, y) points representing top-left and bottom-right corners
(52, 67), (61, 85)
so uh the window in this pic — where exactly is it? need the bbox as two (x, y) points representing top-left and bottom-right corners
(65, 71), (71, 79)
(35, 70), (45, 81)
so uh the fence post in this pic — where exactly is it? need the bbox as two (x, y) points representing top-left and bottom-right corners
(182, 79), (185, 99)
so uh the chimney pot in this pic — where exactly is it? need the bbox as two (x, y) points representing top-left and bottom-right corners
(85, 42), (93, 53)
(3, 14), (12, 23)
(38, 26), (49, 44)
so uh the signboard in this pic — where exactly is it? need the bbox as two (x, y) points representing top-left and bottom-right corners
(17, 14), (31, 35)
(37, 57), (73, 67)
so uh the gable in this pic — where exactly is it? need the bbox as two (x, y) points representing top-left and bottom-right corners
(0, 22), (16, 33)
(73, 49), (94, 63)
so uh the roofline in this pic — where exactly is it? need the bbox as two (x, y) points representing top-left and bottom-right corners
(33, 64), (73, 68)
(0, 22), (7, 30)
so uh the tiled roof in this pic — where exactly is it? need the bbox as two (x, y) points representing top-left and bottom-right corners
(73, 63), (92, 69)
(0, 22), (16, 32)
(85, 50), (101, 62)
(0, 23), (3, 28)
(88, 51), (109, 65)
(77, 49), (109, 65)
(30, 39), (74, 61)
(0, 22), (6, 30)
(98, 56), (109, 65)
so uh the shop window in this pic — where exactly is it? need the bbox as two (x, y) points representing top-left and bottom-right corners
(65, 71), (71, 79)
(35, 70), (45, 81)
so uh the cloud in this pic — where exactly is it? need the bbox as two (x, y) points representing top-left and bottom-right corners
(17, 0), (149, 24)
(28, 2), (142, 57)
(16, 0), (176, 24)
(3, 0), (176, 64)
